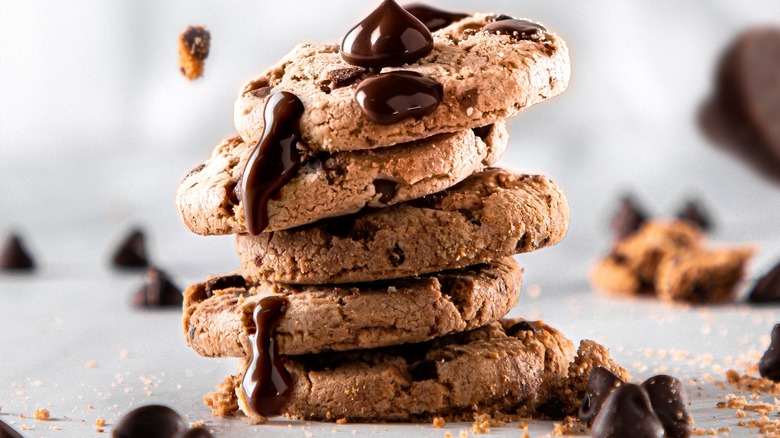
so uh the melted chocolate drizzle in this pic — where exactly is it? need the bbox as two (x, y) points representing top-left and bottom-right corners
(483, 19), (546, 41)
(242, 296), (293, 418)
(241, 92), (304, 235)
(355, 71), (443, 124)
(341, 0), (433, 68)
(404, 3), (468, 32)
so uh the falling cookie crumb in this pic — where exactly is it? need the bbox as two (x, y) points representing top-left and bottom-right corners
(178, 25), (211, 80)
(432, 416), (445, 428)
(33, 408), (50, 421)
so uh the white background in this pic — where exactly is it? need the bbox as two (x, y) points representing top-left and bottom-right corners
(1, 1), (780, 436)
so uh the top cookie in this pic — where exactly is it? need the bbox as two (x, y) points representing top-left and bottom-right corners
(234, 13), (570, 152)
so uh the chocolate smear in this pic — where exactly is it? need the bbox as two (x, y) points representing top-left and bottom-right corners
(641, 375), (692, 438)
(132, 267), (183, 308)
(403, 3), (468, 32)
(341, 0), (433, 68)
(241, 91), (304, 234)
(578, 366), (624, 425)
(355, 71), (443, 124)
(676, 200), (712, 231)
(590, 384), (665, 438)
(242, 296), (294, 418)
(610, 195), (648, 240)
(111, 228), (149, 268)
(112, 405), (186, 438)
(748, 260), (780, 303)
(759, 324), (780, 381)
(0, 233), (35, 271)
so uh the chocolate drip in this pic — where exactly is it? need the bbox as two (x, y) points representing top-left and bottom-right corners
(341, 0), (433, 68)
(241, 92), (304, 235)
(404, 3), (468, 32)
(242, 296), (293, 418)
(355, 71), (443, 124)
(483, 19), (546, 41)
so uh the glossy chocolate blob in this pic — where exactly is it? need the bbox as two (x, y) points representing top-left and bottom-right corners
(241, 92), (304, 235)
(578, 366), (625, 425)
(590, 384), (665, 438)
(403, 3), (468, 32)
(641, 375), (692, 438)
(483, 19), (546, 41)
(355, 71), (443, 124)
(112, 405), (186, 438)
(241, 296), (294, 418)
(341, 0), (433, 68)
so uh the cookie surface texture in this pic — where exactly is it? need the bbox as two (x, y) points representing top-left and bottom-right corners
(234, 14), (569, 151)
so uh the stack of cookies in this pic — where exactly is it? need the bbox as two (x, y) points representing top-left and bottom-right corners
(177, 2), (626, 423)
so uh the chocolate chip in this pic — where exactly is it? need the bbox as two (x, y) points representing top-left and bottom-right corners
(472, 124), (493, 141)
(590, 384), (665, 438)
(676, 200), (712, 231)
(483, 19), (546, 42)
(181, 26), (210, 60)
(180, 428), (214, 438)
(641, 375), (692, 438)
(388, 244), (405, 267)
(0, 233), (35, 271)
(611, 195), (648, 240)
(505, 320), (537, 337)
(409, 359), (438, 381)
(325, 66), (368, 88)
(111, 228), (149, 269)
(578, 366), (625, 425)
(458, 88), (479, 111)
(0, 418), (23, 438)
(205, 274), (247, 294)
(759, 324), (780, 381)
(373, 179), (399, 204)
(748, 260), (780, 303)
(113, 405), (186, 438)
(132, 267), (183, 308)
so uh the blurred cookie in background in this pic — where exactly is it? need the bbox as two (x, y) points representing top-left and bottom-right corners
(699, 27), (780, 184)
(178, 25), (211, 80)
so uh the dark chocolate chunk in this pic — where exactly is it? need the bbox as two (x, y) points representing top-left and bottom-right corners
(112, 404), (186, 438)
(748, 260), (780, 303)
(759, 324), (780, 381)
(676, 200), (712, 231)
(610, 195), (648, 240)
(373, 179), (399, 204)
(325, 66), (368, 88)
(403, 3), (468, 32)
(180, 428), (214, 438)
(242, 296), (294, 418)
(111, 228), (149, 269)
(578, 366), (625, 425)
(0, 233), (35, 271)
(0, 418), (23, 438)
(641, 375), (692, 438)
(180, 26), (210, 60)
(240, 91), (305, 235)
(409, 359), (438, 381)
(483, 19), (546, 42)
(204, 274), (247, 294)
(505, 320), (537, 337)
(132, 267), (183, 308)
(590, 384), (665, 438)
(355, 71), (443, 124)
(388, 244), (405, 267)
(341, 0), (433, 68)
(472, 125), (493, 141)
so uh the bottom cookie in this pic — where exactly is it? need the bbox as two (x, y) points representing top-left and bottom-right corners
(204, 320), (629, 423)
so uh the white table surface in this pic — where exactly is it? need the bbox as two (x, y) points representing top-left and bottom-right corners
(2, 1), (780, 437)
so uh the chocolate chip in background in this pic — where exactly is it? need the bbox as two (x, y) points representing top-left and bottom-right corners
(759, 324), (780, 381)
(641, 375), (692, 438)
(0, 417), (23, 438)
(610, 195), (649, 241)
(578, 366), (625, 425)
(132, 267), (183, 308)
(113, 404), (186, 438)
(676, 200), (713, 231)
(111, 228), (149, 269)
(0, 233), (35, 271)
(590, 383), (665, 438)
(747, 260), (780, 303)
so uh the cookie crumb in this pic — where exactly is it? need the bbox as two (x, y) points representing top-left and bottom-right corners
(95, 417), (106, 427)
(190, 420), (206, 428)
(432, 416), (445, 428)
(96, 428), (105, 433)
(550, 416), (587, 435)
(470, 414), (490, 434)
(178, 25), (211, 80)
(336, 418), (347, 425)
(86, 360), (97, 368)
(33, 408), (51, 421)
